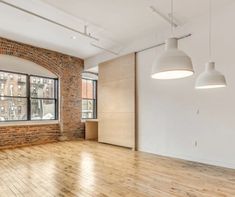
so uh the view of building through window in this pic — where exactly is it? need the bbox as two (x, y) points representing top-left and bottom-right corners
(82, 78), (97, 119)
(0, 70), (58, 122)
(30, 76), (57, 120)
(0, 71), (27, 121)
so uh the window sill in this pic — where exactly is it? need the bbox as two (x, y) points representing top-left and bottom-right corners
(0, 120), (60, 127)
(81, 119), (98, 123)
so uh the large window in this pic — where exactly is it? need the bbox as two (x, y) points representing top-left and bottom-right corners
(0, 70), (58, 122)
(30, 76), (57, 120)
(82, 78), (97, 119)
(0, 72), (27, 121)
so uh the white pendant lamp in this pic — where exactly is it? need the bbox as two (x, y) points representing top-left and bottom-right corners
(151, 0), (194, 80)
(195, 62), (226, 89)
(195, 0), (226, 89)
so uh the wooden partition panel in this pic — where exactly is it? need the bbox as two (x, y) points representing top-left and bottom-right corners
(98, 53), (136, 148)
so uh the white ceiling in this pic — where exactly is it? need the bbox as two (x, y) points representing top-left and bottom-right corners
(0, 0), (232, 59)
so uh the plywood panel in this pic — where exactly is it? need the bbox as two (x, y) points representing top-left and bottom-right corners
(85, 120), (98, 140)
(99, 112), (135, 148)
(98, 53), (135, 148)
(98, 53), (135, 84)
(98, 78), (135, 113)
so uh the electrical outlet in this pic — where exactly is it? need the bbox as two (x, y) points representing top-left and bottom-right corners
(196, 109), (200, 115)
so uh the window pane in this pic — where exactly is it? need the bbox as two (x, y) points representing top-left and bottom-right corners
(82, 99), (94, 119)
(30, 76), (55, 98)
(0, 97), (27, 121)
(82, 79), (94, 99)
(0, 71), (27, 97)
(82, 112), (88, 119)
(31, 99), (55, 120)
(82, 112), (94, 119)
(86, 80), (93, 99)
(87, 100), (93, 111)
(82, 79), (87, 98)
(93, 81), (97, 99)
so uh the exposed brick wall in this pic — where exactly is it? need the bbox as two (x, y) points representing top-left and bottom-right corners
(0, 124), (60, 150)
(0, 37), (84, 149)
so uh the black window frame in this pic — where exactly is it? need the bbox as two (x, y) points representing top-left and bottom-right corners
(0, 69), (58, 122)
(82, 78), (97, 119)
(29, 74), (58, 121)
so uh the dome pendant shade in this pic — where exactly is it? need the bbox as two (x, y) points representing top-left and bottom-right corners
(151, 37), (194, 79)
(195, 62), (226, 89)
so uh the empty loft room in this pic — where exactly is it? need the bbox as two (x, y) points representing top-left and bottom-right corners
(0, 0), (234, 196)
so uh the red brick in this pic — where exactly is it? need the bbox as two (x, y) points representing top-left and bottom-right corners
(0, 37), (84, 149)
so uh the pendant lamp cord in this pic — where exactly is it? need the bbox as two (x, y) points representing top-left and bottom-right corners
(171, 0), (174, 36)
(209, 0), (212, 61)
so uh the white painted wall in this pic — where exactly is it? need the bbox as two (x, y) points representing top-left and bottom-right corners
(0, 54), (57, 78)
(85, 2), (235, 169)
(137, 2), (235, 169)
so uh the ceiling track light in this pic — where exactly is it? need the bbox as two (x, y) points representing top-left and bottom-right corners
(151, 0), (194, 80)
(0, 0), (127, 56)
(195, 0), (226, 89)
(149, 5), (178, 28)
(90, 43), (120, 55)
(0, 0), (99, 41)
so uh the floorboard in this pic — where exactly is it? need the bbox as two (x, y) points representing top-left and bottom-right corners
(0, 141), (234, 197)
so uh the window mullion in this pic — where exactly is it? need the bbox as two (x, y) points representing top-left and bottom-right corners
(56, 80), (58, 120)
(27, 75), (31, 121)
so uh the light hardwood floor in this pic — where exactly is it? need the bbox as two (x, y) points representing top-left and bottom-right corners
(0, 141), (234, 197)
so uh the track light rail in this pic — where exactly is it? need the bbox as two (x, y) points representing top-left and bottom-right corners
(149, 6), (178, 28)
(90, 43), (119, 55)
(0, 0), (99, 41)
(137, 33), (192, 53)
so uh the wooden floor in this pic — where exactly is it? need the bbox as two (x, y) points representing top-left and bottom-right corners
(0, 141), (234, 197)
